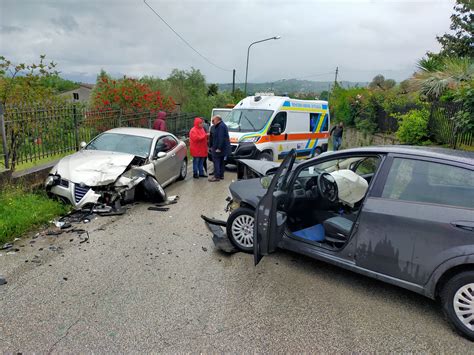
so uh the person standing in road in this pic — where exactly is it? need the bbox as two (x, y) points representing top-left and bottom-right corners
(153, 111), (167, 132)
(330, 121), (344, 151)
(202, 119), (210, 175)
(209, 115), (230, 182)
(189, 117), (208, 179)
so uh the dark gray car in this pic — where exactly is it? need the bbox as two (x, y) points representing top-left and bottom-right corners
(207, 146), (474, 340)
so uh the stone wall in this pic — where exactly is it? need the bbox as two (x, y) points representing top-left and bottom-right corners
(341, 127), (399, 149)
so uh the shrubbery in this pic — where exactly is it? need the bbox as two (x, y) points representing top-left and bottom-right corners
(395, 108), (430, 145)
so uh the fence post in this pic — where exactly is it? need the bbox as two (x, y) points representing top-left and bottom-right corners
(73, 103), (80, 151)
(0, 103), (9, 169)
(118, 108), (123, 127)
(148, 110), (153, 129)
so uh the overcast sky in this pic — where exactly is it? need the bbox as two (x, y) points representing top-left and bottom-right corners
(0, 0), (454, 84)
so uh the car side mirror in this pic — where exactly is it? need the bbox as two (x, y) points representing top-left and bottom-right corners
(155, 151), (167, 159)
(260, 176), (273, 189)
(269, 124), (281, 135)
(79, 141), (87, 149)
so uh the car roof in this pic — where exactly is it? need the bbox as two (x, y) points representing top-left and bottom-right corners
(104, 127), (171, 139)
(320, 145), (474, 166)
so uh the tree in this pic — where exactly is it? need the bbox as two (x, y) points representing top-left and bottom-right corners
(0, 55), (60, 106)
(207, 83), (218, 96)
(410, 57), (473, 100)
(368, 75), (396, 91)
(436, 0), (473, 58)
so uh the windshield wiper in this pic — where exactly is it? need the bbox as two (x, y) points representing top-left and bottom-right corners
(240, 113), (257, 131)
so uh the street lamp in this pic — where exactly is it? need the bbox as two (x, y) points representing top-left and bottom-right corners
(244, 36), (281, 95)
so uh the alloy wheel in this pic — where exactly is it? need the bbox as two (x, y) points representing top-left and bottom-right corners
(453, 283), (474, 331)
(231, 214), (255, 248)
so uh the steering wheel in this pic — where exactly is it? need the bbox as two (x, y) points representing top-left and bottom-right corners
(317, 172), (338, 202)
(305, 176), (319, 199)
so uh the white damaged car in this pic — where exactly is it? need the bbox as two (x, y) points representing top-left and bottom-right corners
(45, 128), (188, 209)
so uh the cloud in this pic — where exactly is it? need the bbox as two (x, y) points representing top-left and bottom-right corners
(0, 0), (455, 83)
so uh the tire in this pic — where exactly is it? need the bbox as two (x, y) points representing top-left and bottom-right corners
(178, 158), (187, 180)
(140, 176), (166, 203)
(259, 151), (273, 161)
(226, 207), (255, 253)
(440, 271), (474, 341)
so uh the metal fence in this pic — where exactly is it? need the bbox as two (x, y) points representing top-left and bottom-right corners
(0, 103), (196, 170)
(428, 102), (473, 149)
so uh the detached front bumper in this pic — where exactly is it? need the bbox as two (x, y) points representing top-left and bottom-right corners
(201, 215), (238, 253)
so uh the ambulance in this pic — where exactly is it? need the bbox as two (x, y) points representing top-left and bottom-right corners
(222, 95), (330, 163)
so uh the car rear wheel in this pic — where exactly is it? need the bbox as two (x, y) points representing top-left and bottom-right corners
(178, 159), (187, 180)
(226, 207), (255, 253)
(440, 271), (474, 341)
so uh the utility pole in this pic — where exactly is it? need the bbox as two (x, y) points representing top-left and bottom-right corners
(232, 69), (236, 94)
(334, 66), (339, 87)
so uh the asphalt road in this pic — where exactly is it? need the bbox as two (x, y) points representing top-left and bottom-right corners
(0, 170), (473, 352)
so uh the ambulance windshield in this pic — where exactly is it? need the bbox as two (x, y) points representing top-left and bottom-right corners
(224, 109), (273, 132)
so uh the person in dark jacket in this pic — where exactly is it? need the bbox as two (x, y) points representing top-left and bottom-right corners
(330, 122), (344, 151)
(209, 115), (230, 182)
(153, 111), (167, 131)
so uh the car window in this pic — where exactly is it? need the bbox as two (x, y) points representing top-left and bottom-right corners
(382, 158), (474, 208)
(272, 112), (287, 132)
(353, 157), (380, 175)
(155, 136), (178, 155)
(310, 113), (328, 132)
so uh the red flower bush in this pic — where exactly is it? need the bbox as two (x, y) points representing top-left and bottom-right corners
(92, 76), (175, 112)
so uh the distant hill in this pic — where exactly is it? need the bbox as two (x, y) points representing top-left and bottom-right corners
(218, 79), (368, 95)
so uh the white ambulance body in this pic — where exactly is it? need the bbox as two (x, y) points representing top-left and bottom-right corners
(223, 95), (330, 162)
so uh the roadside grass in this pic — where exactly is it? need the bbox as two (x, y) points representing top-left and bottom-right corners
(13, 151), (74, 172)
(0, 187), (69, 244)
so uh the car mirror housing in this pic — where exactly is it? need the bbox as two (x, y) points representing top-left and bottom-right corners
(260, 176), (273, 189)
(269, 124), (281, 135)
(79, 141), (87, 149)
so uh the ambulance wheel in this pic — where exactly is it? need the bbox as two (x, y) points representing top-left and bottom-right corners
(258, 151), (273, 161)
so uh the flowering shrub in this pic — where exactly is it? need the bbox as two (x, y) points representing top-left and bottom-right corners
(395, 108), (430, 144)
(91, 74), (175, 112)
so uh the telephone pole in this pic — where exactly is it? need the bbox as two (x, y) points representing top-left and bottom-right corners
(232, 69), (236, 94)
(334, 66), (339, 86)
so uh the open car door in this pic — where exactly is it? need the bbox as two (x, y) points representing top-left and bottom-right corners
(254, 150), (297, 265)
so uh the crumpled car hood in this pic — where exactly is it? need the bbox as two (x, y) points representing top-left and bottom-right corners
(55, 150), (136, 186)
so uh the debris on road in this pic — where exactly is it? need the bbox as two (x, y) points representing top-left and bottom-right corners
(202, 247), (208, 252)
(148, 206), (170, 212)
(0, 276), (7, 285)
(1, 243), (13, 250)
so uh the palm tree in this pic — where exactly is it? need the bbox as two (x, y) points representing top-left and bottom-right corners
(410, 57), (473, 100)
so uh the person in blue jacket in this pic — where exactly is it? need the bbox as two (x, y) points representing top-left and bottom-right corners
(208, 115), (230, 182)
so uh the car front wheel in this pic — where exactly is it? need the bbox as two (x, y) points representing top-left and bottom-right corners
(440, 271), (474, 341)
(226, 207), (255, 253)
(178, 158), (187, 180)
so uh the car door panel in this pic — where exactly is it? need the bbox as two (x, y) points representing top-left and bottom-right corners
(356, 155), (474, 286)
(254, 150), (296, 265)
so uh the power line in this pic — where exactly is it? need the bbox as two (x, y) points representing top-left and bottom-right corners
(143, 0), (233, 73)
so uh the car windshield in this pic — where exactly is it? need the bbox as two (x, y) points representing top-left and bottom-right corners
(224, 109), (273, 132)
(86, 133), (153, 158)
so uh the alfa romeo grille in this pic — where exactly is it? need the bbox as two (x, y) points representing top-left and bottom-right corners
(74, 184), (90, 203)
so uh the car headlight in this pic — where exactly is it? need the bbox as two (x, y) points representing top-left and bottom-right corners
(45, 174), (60, 187)
(239, 136), (260, 143)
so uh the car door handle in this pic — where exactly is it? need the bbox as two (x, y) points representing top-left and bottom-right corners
(451, 221), (474, 232)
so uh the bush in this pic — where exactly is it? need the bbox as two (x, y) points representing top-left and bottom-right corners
(0, 187), (68, 244)
(395, 108), (430, 144)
